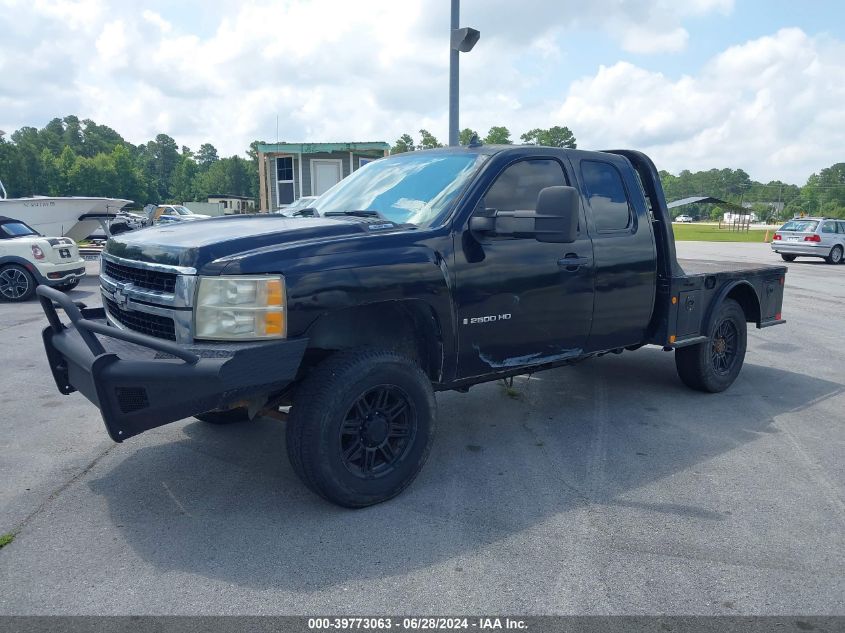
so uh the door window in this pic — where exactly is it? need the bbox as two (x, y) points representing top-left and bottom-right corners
(483, 159), (568, 212)
(821, 221), (835, 234)
(580, 160), (632, 232)
(838, 222), (845, 234)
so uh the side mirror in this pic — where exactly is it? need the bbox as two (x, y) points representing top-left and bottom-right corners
(534, 186), (579, 243)
(468, 185), (579, 243)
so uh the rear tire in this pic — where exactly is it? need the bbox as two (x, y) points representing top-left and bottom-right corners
(0, 264), (36, 302)
(194, 408), (251, 424)
(675, 298), (747, 393)
(286, 348), (436, 508)
(826, 245), (843, 265)
(780, 254), (796, 262)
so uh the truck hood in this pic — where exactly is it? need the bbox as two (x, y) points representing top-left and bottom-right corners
(105, 214), (402, 269)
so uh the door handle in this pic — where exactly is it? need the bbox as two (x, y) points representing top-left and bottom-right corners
(558, 255), (590, 270)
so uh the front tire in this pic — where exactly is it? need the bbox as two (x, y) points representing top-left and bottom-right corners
(0, 265), (36, 302)
(286, 348), (437, 508)
(780, 254), (796, 262)
(675, 298), (747, 393)
(826, 245), (843, 265)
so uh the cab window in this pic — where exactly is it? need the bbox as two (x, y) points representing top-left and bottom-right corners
(484, 159), (568, 212)
(580, 160), (632, 232)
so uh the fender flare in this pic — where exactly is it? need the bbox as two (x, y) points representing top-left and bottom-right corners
(704, 280), (761, 330)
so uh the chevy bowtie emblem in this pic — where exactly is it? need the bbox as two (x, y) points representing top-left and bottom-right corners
(112, 287), (128, 308)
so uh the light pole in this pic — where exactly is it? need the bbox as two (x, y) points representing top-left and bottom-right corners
(448, 0), (480, 146)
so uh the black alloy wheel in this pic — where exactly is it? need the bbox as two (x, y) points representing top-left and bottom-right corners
(710, 319), (739, 376)
(338, 385), (417, 479)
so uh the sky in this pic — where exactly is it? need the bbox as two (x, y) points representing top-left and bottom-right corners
(1, 0), (843, 184)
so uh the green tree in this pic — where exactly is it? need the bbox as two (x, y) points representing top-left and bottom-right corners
(196, 143), (219, 169)
(459, 128), (479, 145)
(520, 125), (577, 148)
(391, 133), (415, 154)
(417, 129), (442, 150)
(483, 126), (512, 145)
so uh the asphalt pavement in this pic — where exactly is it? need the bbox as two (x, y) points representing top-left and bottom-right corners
(0, 243), (843, 614)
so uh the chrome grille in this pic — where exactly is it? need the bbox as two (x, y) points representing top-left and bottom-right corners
(104, 298), (177, 341)
(103, 259), (177, 293)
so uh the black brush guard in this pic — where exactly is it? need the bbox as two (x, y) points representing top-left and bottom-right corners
(37, 286), (307, 442)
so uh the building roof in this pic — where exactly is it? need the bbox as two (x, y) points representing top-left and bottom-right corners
(667, 196), (747, 212)
(207, 194), (254, 200)
(256, 142), (389, 154)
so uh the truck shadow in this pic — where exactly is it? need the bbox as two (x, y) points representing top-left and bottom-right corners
(87, 347), (843, 591)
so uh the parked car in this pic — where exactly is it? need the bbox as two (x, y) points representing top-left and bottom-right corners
(277, 196), (319, 217)
(771, 217), (845, 264)
(35, 147), (787, 507)
(674, 214), (693, 223)
(0, 216), (85, 301)
(145, 205), (211, 226)
(86, 211), (144, 241)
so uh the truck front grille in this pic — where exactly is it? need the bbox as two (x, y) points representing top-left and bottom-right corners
(103, 259), (177, 293)
(104, 298), (177, 341)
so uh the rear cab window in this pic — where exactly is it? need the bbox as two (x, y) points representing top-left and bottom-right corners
(580, 160), (633, 232)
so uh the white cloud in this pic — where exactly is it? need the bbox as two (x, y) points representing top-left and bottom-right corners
(0, 1), (841, 184)
(554, 28), (845, 182)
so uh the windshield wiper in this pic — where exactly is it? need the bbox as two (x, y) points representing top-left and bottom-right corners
(324, 210), (384, 218)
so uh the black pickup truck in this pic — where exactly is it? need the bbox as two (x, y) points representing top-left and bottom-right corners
(36, 146), (787, 507)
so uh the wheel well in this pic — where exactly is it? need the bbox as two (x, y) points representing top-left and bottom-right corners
(726, 283), (760, 324)
(303, 301), (443, 381)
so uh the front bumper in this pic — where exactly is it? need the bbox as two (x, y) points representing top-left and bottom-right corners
(37, 286), (307, 442)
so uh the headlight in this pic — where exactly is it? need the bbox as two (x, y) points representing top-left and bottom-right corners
(194, 276), (286, 340)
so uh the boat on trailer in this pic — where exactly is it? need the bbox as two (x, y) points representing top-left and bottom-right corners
(0, 179), (132, 241)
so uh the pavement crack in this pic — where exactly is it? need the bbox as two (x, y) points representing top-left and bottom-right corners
(3, 441), (117, 545)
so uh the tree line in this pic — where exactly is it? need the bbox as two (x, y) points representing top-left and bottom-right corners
(0, 115), (262, 206)
(1, 116), (842, 220)
(390, 125), (577, 152)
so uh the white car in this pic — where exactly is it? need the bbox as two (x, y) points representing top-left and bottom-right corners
(0, 216), (86, 302)
(674, 214), (693, 223)
(148, 204), (211, 225)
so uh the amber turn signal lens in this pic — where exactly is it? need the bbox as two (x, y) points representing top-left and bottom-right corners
(263, 311), (285, 336)
(265, 279), (283, 306)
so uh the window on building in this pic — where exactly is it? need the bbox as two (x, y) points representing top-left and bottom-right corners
(580, 160), (632, 232)
(277, 156), (295, 205)
(359, 157), (375, 169)
(484, 159), (568, 212)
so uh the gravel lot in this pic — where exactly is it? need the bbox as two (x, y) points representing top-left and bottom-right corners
(0, 242), (843, 615)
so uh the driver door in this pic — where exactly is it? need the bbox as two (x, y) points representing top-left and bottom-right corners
(453, 158), (595, 378)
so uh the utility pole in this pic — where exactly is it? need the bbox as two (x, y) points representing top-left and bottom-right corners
(448, 0), (480, 146)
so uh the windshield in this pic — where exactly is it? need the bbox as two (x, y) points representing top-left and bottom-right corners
(780, 220), (818, 232)
(313, 152), (489, 227)
(1, 222), (38, 238)
(172, 206), (193, 215)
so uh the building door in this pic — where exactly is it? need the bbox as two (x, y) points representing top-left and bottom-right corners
(311, 159), (343, 196)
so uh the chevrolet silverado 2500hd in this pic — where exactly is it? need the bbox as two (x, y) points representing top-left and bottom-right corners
(36, 146), (787, 507)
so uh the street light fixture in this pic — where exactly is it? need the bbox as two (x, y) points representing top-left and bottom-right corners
(449, 0), (480, 146)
